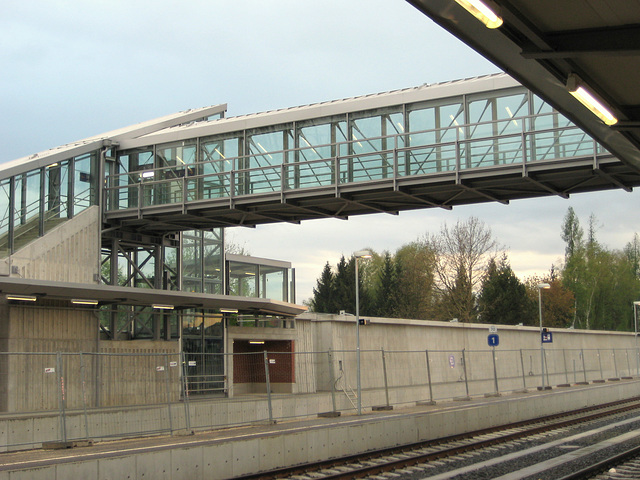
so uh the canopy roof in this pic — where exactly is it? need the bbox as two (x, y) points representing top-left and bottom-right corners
(0, 277), (306, 317)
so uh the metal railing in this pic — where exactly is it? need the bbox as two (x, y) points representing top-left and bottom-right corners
(0, 346), (635, 451)
(103, 113), (608, 212)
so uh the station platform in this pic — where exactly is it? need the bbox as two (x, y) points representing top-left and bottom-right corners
(0, 379), (638, 480)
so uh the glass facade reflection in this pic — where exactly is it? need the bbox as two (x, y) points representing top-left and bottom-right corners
(226, 255), (294, 303)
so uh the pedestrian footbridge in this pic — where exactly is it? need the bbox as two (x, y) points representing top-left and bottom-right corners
(100, 74), (640, 235)
(1, 73), (639, 246)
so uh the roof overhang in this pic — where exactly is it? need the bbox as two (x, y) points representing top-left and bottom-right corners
(0, 277), (306, 317)
(407, 0), (640, 173)
(0, 104), (228, 179)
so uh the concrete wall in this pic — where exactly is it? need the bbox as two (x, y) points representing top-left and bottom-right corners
(8, 206), (100, 284)
(1, 380), (638, 477)
(294, 313), (638, 403)
(0, 208), (101, 412)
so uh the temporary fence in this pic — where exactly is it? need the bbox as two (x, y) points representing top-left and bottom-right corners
(0, 346), (637, 451)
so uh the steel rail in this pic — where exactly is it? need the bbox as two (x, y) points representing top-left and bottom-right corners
(235, 396), (640, 480)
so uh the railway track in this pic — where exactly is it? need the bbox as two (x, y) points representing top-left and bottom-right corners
(236, 396), (640, 480)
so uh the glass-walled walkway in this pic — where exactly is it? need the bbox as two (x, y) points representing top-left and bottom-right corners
(102, 79), (624, 232)
(0, 74), (635, 256)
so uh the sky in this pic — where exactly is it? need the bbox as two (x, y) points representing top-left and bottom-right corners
(1, 1), (638, 304)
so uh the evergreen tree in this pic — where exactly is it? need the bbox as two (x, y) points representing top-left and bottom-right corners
(310, 262), (334, 313)
(332, 255), (354, 314)
(373, 252), (400, 317)
(477, 255), (531, 325)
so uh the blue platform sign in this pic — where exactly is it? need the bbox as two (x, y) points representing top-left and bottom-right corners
(488, 334), (499, 347)
(542, 331), (553, 343)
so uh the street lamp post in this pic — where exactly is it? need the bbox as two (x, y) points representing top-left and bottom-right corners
(634, 301), (640, 376)
(354, 249), (372, 415)
(538, 283), (551, 389)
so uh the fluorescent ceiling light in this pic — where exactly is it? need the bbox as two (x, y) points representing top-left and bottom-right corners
(71, 299), (99, 306)
(6, 295), (37, 302)
(567, 74), (618, 126)
(249, 341), (265, 345)
(220, 308), (238, 313)
(152, 304), (174, 310)
(141, 171), (155, 179)
(454, 0), (503, 29)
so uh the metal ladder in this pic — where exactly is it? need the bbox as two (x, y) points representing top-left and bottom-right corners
(335, 361), (358, 409)
(342, 383), (357, 409)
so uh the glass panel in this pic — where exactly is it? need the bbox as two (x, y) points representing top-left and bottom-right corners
(117, 254), (130, 287)
(260, 266), (285, 301)
(164, 246), (179, 290)
(439, 103), (464, 143)
(0, 179), (10, 257)
(134, 248), (155, 288)
(132, 307), (154, 339)
(343, 108), (402, 183)
(203, 230), (223, 294)
(527, 95), (590, 162)
(187, 171), (230, 201)
(201, 135), (240, 171)
(156, 141), (197, 167)
(246, 126), (293, 168)
(298, 122), (333, 162)
(182, 231), (202, 293)
(44, 161), (69, 233)
(228, 262), (257, 297)
(12, 169), (41, 250)
(114, 148), (153, 209)
(74, 152), (96, 213)
(287, 118), (346, 190)
(236, 166), (281, 195)
(466, 92), (528, 168)
(402, 102), (463, 175)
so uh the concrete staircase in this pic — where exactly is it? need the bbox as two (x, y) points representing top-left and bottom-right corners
(0, 215), (68, 258)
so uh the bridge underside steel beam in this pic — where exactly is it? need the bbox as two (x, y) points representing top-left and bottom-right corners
(104, 155), (640, 235)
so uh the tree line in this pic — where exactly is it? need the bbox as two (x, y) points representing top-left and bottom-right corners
(308, 210), (640, 331)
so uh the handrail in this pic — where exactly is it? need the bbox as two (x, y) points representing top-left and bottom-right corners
(103, 116), (608, 212)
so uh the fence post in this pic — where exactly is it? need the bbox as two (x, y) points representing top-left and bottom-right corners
(491, 347), (499, 396)
(180, 352), (191, 432)
(425, 350), (435, 404)
(381, 348), (390, 408)
(612, 350), (618, 378)
(263, 351), (274, 424)
(543, 350), (550, 386)
(79, 352), (89, 440)
(626, 350), (631, 377)
(164, 354), (173, 435)
(56, 352), (67, 443)
(519, 349), (526, 391)
(562, 349), (569, 384)
(581, 349), (588, 383)
(328, 349), (337, 412)
(461, 349), (470, 399)
(598, 349), (603, 379)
